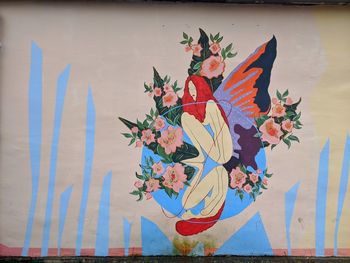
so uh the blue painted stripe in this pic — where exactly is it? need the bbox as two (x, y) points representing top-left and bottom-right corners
(41, 65), (71, 256)
(95, 171), (112, 256)
(315, 140), (330, 257)
(58, 185), (73, 256)
(123, 218), (132, 256)
(75, 87), (96, 255)
(285, 182), (300, 256)
(334, 135), (350, 256)
(22, 42), (43, 256)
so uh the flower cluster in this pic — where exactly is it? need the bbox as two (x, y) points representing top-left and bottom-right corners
(229, 165), (271, 201)
(255, 89), (302, 150)
(181, 31), (236, 83)
(144, 75), (182, 110)
(130, 157), (193, 201)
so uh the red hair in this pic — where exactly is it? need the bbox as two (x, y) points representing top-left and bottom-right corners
(182, 75), (228, 125)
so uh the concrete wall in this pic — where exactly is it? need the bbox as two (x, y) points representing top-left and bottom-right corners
(0, 2), (349, 257)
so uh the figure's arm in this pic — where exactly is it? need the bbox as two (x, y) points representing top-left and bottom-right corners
(204, 100), (233, 163)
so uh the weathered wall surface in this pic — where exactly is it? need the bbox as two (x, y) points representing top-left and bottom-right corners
(0, 2), (349, 257)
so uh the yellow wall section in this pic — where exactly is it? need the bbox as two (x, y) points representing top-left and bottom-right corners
(312, 7), (350, 250)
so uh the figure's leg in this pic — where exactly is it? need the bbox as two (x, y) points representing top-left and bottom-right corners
(201, 166), (228, 217)
(182, 166), (228, 219)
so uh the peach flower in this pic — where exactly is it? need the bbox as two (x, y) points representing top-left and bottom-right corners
(134, 180), (143, 188)
(131, 126), (139, 134)
(145, 178), (160, 192)
(154, 117), (165, 131)
(164, 84), (173, 93)
(157, 126), (184, 154)
(185, 45), (192, 52)
(271, 103), (286, 117)
(154, 87), (162, 97)
(271, 98), (278, 105)
(200, 55), (225, 79)
(229, 167), (247, 189)
(259, 118), (283, 145)
(262, 178), (268, 186)
(141, 129), (155, 145)
(249, 173), (259, 184)
(243, 184), (252, 193)
(145, 192), (152, 200)
(285, 97), (293, 105)
(256, 169), (262, 174)
(135, 140), (143, 148)
(162, 164), (187, 193)
(162, 91), (178, 108)
(282, 119), (294, 132)
(209, 42), (221, 54)
(148, 91), (154, 97)
(152, 161), (164, 175)
(192, 44), (202, 57)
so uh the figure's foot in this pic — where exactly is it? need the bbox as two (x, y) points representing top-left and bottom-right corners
(175, 202), (225, 236)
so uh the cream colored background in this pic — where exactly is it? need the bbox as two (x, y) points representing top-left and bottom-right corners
(0, 3), (349, 252)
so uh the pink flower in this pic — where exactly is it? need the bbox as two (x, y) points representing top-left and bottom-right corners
(154, 87), (162, 97)
(131, 127), (139, 134)
(154, 117), (165, 131)
(229, 167), (247, 189)
(259, 118), (283, 145)
(200, 56), (225, 79)
(157, 126), (184, 154)
(272, 98), (278, 105)
(145, 192), (152, 200)
(243, 184), (252, 193)
(141, 129), (155, 145)
(271, 103), (286, 117)
(185, 45), (192, 52)
(162, 91), (178, 108)
(282, 119), (294, 132)
(135, 140), (143, 148)
(256, 169), (262, 174)
(262, 178), (268, 186)
(249, 173), (259, 184)
(148, 91), (154, 97)
(192, 44), (202, 57)
(134, 180), (143, 188)
(145, 178), (160, 192)
(162, 164), (187, 193)
(152, 161), (164, 175)
(285, 97), (293, 105)
(163, 84), (173, 93)
(209, 42), (221, 54)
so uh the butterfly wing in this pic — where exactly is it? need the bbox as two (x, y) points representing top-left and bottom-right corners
(214, 36), (277, 164)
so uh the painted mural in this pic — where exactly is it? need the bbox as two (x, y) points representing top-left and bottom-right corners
(0, 3), (349, 258)
(119, 29), (303, 236)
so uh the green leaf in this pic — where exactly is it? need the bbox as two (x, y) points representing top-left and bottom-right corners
(271, 144), (277, 150)
(193, 61), (202, 70)
(225, 43), (233, 52)
(276, 90), (283, 101)
(172, 142), (199, 163)
(210, 33), (214, 42)
(164, 187), (172, 198)
(293, 112), (301, 121)
(227, 52), (237, 58)
(288, 135), (300, 142)
(153, 67), (164, 88)
(189, 37), (193, 43)
(239, 193), (244, 201)
(137, 193), (143, 201)
(135, 172), (144, 180)
(119, 117), (137, 130)
(128, 137), (136, 146)
(122, 133), (133, 138)
(217, 36), (223, 43)
(184, 165), (196, 181)
(156, 144), (173, 163)
(183, 32), (188, 39)
(180, 40), (188, 45)
(214, 32), (220, 41)
(130, 190), (140, 195)
(283, 89), (289, 97)
(283, 138), (291, 149)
